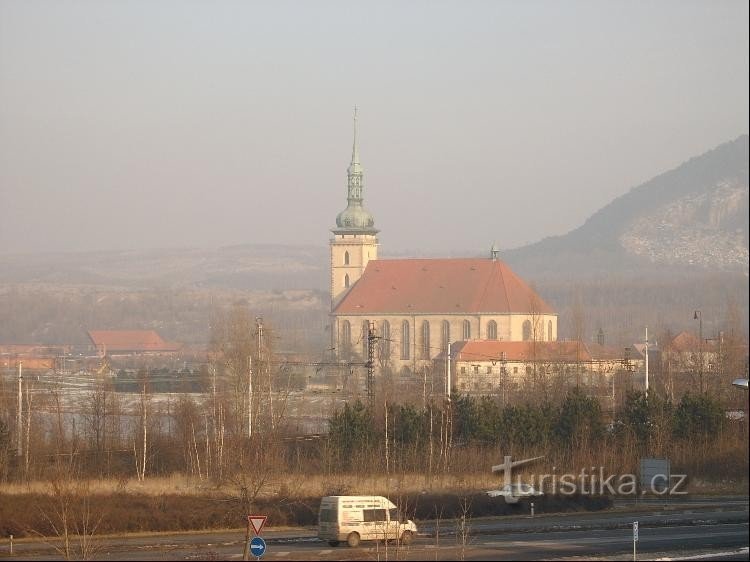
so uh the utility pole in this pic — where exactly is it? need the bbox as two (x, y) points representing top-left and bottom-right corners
(257, 317), (272, 430)
(366, 321), (376, 405)
(247, 356), (253, 439)
(17, 362), (23, 458)
(446, 341), (452, 399)
(694, 310), (703, 393)
(644, 327), (649, 397)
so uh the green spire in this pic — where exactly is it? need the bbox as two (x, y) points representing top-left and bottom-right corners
(334, 108), (377, 234)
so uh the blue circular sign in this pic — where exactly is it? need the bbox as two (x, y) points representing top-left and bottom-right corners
(250, 536), (267, 558)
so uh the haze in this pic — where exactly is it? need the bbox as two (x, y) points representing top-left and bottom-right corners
(1, 0), (747, 255)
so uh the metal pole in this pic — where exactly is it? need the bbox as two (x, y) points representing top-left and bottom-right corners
(366, 322), (376, 405)
(17, 362), (23, 458)
(644, 327), (649, 397)
(248, 356), (253, 439)
(447, 341), (452, 400)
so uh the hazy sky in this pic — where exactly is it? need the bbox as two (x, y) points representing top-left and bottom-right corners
(1, 1), (748, 256)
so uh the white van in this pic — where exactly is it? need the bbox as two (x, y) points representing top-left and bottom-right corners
(318, 495), (418, 547)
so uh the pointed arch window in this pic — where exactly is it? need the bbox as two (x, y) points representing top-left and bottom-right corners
(362, 320), (369, 358)
(441, 320), (450, 352)
(487, 320), (498, 340)
(344, 251), (350, 265)
(341, 320), (351, 356)
(421, 320), (430, 359)
(522, 320), (532, 341)
(548, 320), (553, 342)
(401, 320), (410, 360)
(463, 320), (471, 340)
(380, 320), (391, 360)
(344, 274), (350, 288)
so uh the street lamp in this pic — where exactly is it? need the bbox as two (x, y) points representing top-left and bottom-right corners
(694, 310), (703, 393)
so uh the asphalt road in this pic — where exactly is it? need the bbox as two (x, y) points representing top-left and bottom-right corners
(4, 503), (748, 561)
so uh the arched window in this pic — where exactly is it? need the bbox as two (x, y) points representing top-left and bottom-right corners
(341, 320), (351, 355)
(380, 320), (391, 360)
(487, 320), (498, 340)
(362, 321), (369, 358)
(421, 320), (430, 359)
(463, 320), (471, 340)
(522, 320), (532, 341)
(441, 320), (450, 351)
(344, 251), (350, 265)
(548, 320), (553, 342)
(401, 320), (410, 360)
(344, 274), (350, 288)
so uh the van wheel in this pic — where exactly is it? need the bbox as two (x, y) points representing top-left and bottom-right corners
(328, 540), (340, 547)
(347, 532), (360, 547)
(400, 530), (413, 545)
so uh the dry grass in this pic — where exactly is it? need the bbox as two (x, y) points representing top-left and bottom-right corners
(0, 471), (504, 499)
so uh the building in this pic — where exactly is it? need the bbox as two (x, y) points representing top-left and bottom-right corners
(451, 340), (624, 394)
(329, 112), (558, 375)
(87, 330), (181, 355)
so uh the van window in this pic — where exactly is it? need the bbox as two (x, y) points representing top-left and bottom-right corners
(363, 509), (387, 522)
(319, 509), (336, 522)
(389, 508), (398, 521)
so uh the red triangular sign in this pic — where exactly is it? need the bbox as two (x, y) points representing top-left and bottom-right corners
(248, 515), (267, 535)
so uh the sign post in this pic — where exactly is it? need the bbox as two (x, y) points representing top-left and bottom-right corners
(632, 521), (638, 561)
(244, 515), (268, 561)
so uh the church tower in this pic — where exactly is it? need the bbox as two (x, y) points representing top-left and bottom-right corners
(330, 109), (379, 310)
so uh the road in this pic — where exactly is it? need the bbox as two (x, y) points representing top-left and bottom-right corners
(4, 503), (748, 560)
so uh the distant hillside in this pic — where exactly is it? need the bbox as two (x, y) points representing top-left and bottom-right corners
(0, 244), (329, 291)
(504, 135), (749, 279)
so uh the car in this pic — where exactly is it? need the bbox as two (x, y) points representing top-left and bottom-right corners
(486, 483), (543, 504)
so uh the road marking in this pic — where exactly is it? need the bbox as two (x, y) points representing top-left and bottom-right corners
(273, 552), (290, 557)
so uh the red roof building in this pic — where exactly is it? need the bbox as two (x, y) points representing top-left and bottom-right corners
(87, 330), (181, 354)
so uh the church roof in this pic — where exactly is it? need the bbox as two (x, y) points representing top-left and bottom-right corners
(333, 258), (555, 315)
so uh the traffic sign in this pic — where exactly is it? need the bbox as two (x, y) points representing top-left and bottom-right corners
(248, 515), (267, 536)
(633, 521), (639, 542)
(249, 536), (267, 558)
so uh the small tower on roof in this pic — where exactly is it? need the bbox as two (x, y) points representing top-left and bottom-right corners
(330, 108), (379, 310)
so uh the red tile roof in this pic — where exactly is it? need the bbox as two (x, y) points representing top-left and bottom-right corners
(87, 330), (181, 352)
(452, 340), (621, 363)
(334, 258), (555, 315)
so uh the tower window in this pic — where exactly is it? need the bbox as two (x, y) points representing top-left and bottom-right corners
(463, 320), (471, 340)
(548, 320), (553, 341)
(401, 320), (410, 360)
(344, 274), (350, 288)
(487, 320), (498, 340)
(344, 251), (350, 265)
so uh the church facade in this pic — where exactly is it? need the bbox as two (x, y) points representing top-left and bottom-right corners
(329, 112), (558, 374)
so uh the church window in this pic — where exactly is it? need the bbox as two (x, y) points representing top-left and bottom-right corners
(548, 320), (553, 341)
(421, 321), (430, 359)
(380, 320), (391, 360)
(341, 321), (351, 356)
(441, 320), (450, 351)
(344, 251), (350, 265)
(401, 321), (410, 360)
(487, 320), (498, 340)
(344, 274), (350, 288)
(463, 320), (471, 340)
(362, 321), (369, 357)
(522, 320), (532, 341)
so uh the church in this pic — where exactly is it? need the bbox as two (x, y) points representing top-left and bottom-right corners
(329, 112), (558, 375)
